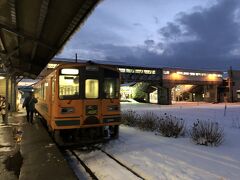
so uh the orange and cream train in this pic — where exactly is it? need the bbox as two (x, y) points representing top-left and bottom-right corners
(34, 62), (121, 143)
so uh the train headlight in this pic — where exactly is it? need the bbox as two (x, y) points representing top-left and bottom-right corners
(107, 105), (119, 111)
(61, 107), (75, 114)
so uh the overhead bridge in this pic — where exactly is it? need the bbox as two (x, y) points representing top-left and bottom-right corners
(47, 59), (224, 105)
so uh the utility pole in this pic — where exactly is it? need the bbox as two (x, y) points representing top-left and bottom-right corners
(228, 66), (234, 102)
(75, 53), (78, 63)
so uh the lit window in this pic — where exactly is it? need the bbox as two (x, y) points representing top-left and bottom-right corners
(183, 72), (189, 75)
(145, 70), (156, 74)
(190, 72), (196, 76)
(177, 71), (183, 75)
(118, 68), (125, 73)
(85, 79), (99, 98)
(126, 69), (133, 73)
(237, 90), (240, 98)
(163, 70), (170, 75)
(135, 69), (143, 73)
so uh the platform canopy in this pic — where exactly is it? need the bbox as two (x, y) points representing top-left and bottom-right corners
(0, 0), (100, 78)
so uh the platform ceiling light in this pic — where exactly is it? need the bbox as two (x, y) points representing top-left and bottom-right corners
(0, 76), (5, 80)
(47, 63), (59, 69)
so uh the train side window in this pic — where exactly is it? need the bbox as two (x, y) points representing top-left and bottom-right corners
(44, 82), (48, 100)
(52, 79), (55, 100)
(41, 84), (44, 99)
(85, 79), (99, 98)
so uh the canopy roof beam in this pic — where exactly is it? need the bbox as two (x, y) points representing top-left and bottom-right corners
(31, 0), (50, 60)
(8, 0), (17, 27)
(0, 24), (56, 51)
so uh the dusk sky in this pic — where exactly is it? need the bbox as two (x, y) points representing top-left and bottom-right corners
(57, 0), (240, 70)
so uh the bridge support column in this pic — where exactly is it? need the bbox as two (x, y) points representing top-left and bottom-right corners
(145, 93), (150, 103)
(204, 85), (219, 103)
(157, 87), (172, 105)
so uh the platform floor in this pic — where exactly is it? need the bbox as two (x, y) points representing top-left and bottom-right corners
(0, 111), (78, 180)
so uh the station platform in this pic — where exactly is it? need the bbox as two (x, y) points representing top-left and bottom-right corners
(0, 111), (78, 180)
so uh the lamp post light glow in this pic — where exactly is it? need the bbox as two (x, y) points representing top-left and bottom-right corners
(207, 74), (217, 81)
(171, 72), (182, 80)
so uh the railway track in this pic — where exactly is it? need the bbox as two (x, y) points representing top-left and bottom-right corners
(67, 147), (145, 180)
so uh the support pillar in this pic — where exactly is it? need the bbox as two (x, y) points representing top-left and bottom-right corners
(157, 87), (172, 105)
(204, 85), (219, 103)
(9, 76), (16, 112)
(145, 93), (150, 103)
(5, 75), (9, 123)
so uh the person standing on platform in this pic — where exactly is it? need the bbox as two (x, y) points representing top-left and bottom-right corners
(22, 92), (38, 124)
(0, 96), (7, 124)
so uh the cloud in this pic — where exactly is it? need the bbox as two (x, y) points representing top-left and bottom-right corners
(58, 0), (240, 70)
(109, 0), (240, 70)
(156, 0), (240, 68)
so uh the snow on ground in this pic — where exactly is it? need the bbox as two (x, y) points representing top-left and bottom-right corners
(79, 102), (240, 180)
(75, 150), (141, 180)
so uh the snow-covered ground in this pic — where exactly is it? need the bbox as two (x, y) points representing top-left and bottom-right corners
(75, 102), (240, 180)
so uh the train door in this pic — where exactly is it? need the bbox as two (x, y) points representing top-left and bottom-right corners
(83, 78), (101, 125)
(83, 65), (101, 126)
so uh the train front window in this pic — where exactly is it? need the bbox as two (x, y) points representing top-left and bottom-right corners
(59, 68), (79, 99)
(85, 79), (99, 98)
(104, 78), (119, 99)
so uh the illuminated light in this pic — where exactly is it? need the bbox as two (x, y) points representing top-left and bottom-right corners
(163, 70), (170, 75)
(61, 68), (79, 75)
(183, 72), (189, 75)
(110, 84), (113, 94)
(171, 73), (182, 80)
(126, 69), (133, 73)
(207, 74), (217, 81)
(45, 82), (48, 87)
(176, 71), (183, 75)
(0, 76), (5, 80)
(118, 68), (125, 73)
(47, 63), (59, 69)
(190, 72), (196, 76)
(135, 69), (143, 73)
